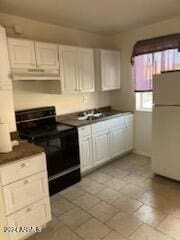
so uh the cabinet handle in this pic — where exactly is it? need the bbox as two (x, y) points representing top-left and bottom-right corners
(21, 162), (29, 168)
(24, 179), (30, 185)
(26, 207), (32, 212)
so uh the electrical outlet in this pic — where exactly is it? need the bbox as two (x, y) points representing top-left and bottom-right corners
(82, 95), (88, 104)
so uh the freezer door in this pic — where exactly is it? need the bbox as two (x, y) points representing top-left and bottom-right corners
(152, 106), (180, 180)
(153, 72), (180, 105)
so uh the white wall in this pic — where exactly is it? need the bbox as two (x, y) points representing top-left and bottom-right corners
(111, 17), (180, 157)
(0, 13), (113, 115)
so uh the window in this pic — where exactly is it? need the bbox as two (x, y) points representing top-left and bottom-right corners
(136, 92), (152, 111)
(134, 49), (180, 111)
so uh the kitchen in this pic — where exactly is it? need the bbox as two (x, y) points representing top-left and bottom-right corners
(0, 1), (180, 240)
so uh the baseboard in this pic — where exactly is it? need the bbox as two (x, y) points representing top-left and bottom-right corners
(133, 149), (151, 158)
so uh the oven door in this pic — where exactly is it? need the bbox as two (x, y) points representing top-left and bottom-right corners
(33, 129), (80, 178)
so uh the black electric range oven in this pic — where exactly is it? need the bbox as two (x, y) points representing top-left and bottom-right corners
(16, 106), (81, 195)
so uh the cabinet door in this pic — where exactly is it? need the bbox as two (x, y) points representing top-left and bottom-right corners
(35, 42), (59, 69)
(8, 38), (36, 69)
(79, 136), (93, 173)
(7, 198), (51, 240)
(100, 50), (121, 91)
(59, 45), (79, 93)
(93, 131), (110, 167)
(110, 127), (124, 158)
(0, 27), (12, 90)
(3, 171), (49, 215)
(79, 48), (95, 92)
(124, 125), (134, 152)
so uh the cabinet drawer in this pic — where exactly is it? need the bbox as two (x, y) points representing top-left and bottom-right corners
(91, 120), (111, 133)
(7, 197), (51, 240)
(0, 153), (46, 186)
(78, 125), (91, 138)
(3, 171), (49, 216)
(108, 117), (125, 129)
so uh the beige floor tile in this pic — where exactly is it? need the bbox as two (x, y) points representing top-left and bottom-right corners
(95, 187), (122, 204)
(50, 191), (61, 201)
(51, 197), (76, 217)
(72, 192), (100, 210)
(170, 205), (180, 220)
(52, 226), (82, 240)
(120, 184), (146, 199)
(134, 166), (153, 178)
(44, 216), (64, 232)
(75, 175), (92, 187)
(136, 178), (153, 190)
(88, 171), (112, 183)
(30, 225), (82, 240)
(134, 204), (166, 227)
(87, 201), (119, 222)
(103, 177), (127, 191)
(80, 180), (106, 194)
(106, 211), (142, 237)
(138, 191), (174, 213)
(75, 218), (111, 240)
(100, 166), (130, 179)
(157, 215), (180, 240)
(60, 206), (91, 230)
(123, 173), (147, 185)
(31, 154), (180, 240)
(130, 224), (171, 240)
(27, 217), (64, 240)
(60, 186), (86, 201)
(103, 231), (128, 240)
(112, 195), (143, 213)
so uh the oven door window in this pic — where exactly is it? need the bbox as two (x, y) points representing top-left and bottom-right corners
(33, 130), (79, 177)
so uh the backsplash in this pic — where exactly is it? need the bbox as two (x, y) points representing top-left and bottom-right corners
(13, 81), (111, 115)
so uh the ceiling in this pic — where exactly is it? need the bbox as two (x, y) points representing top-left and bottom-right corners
(0, 0), (180, 34)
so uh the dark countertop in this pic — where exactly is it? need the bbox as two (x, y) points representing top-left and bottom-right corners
(56, 107), (132, 127)
(0, 141), (44, 166)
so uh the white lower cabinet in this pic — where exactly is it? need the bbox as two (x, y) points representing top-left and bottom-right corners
(0, 153), (51, 240)
(79, 136), (93, 173)
(93, 131), (110, 167)
(79, 114), (134, 174)
(3, 171), (49, 215)
(124, 125), (134, 152)
(110, 127), (125, 159)
(7, 198), (51, 240)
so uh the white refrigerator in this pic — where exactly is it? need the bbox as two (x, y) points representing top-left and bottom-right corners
(152, 71), (180, 180)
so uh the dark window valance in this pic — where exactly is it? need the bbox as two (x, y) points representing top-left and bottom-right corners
(131, 33), (180, 63)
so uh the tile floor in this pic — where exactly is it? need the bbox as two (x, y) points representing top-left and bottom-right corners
(29, 153), (180, 240)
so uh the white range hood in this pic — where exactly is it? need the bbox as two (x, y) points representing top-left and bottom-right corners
(11, 68), (60, 81)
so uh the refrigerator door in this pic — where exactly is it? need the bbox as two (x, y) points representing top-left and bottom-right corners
(152, 106), (180, 180)
(153, 71), (180, 106)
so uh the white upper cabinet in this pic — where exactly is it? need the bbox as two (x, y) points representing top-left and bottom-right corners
(8, 38), (59, 70)
(8, 38), (36, 69)
(59, 45), (95, 93)
(35, 41), (59, 69)
(95, 49), (121, 91)
(59, 45), (79, 93)
(78, 48), (95, 92)
(0, 26), (12, 90)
